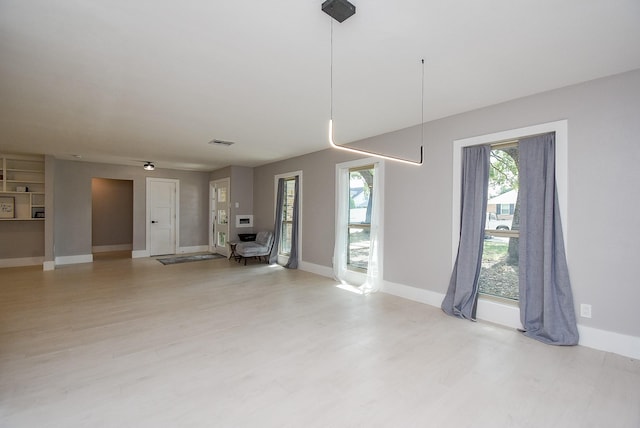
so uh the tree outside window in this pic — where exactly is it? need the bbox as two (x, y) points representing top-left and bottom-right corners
(347, 166), (374, 271)
(479, 145), (520, 301)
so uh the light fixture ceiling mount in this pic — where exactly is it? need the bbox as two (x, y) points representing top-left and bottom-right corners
(143, 161), (155, 171)
(321, 0), (356, 23)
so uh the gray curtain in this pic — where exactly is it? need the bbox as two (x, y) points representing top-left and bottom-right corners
(442, 145), (490, 320)
(284, 176), (299, 269)
(519, 133), (579, 345)
(268, 178), (285, 265)
(268, 177), (299, 269)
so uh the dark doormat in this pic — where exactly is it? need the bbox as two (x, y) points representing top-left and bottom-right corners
(157, 253), (226, 265)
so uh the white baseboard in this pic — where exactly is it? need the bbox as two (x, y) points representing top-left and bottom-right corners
(299, 261), (334, 278)
(55, 254), (93, 266)
(0, 256), (44, 268)
(178, 245), (209, 254)
(132, 250), (150, 259)
(382, 280), (445, 307)
(578, 325), (640, 360)
(43, 261), (55, 271)
(381, 280), (639, 360)
(92, 244), (132, 253)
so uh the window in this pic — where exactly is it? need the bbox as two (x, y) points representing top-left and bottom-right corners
(334, 158), (384, 290)
(273, 170), (302, 266)
(452, 120), (568, 328)
(498, 204), (513, 215)
(347, 166), (374, 271)
(478, 144), (520, 301)
(279, 177), (296, 256)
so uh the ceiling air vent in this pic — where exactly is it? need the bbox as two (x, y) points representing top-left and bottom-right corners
(208, 139), (235, 147)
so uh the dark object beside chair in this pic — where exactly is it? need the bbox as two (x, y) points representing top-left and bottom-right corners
(238, 233), (257, 242)
(235, 231), (274, 265)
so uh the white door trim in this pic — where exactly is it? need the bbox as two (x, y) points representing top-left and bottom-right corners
(146, 177), (180, 256)
(210, 178), (230, 256)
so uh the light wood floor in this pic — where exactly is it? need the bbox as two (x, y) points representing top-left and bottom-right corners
(1, 256), (638, 427)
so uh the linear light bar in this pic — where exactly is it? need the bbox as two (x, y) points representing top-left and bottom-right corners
(329, 120), (423, 166)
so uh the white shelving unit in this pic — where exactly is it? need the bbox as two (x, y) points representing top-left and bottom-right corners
(0, 154), (45, 221)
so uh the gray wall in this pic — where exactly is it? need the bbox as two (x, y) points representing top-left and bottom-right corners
(91, 178), (133, 247)
(230, 166), (254, 240)
(253, 69), (640, 338)
(211, 165), (254, 241)
(54, 160), (210, 256)
(0, 221), (44, 258)
(44, 155), (55, 263)
(254, 149), (361, 264)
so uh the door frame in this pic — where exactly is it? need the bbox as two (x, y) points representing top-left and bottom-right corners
(146, 177), (180, 256)
(209, 178), (230, 256)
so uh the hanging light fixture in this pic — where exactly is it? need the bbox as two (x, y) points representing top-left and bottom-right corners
(143, 161), (155, 171)
(322, 0), (424, 166)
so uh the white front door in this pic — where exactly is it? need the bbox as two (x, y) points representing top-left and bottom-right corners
(147, 178), (179, 256)
(210, 178), (230, 256)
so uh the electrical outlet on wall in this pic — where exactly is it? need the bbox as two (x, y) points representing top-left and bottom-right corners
(580, 303), (592, 318)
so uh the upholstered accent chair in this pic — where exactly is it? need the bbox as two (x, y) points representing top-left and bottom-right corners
(235, 231), (274, 265)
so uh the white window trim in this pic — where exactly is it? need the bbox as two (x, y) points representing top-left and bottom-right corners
(452, 120), (568, 265)
(274, 170), (302, 265)
(335, 157), (385, 286)
(451, 120), (568, 328)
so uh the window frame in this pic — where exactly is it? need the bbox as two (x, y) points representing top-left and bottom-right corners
(334, 157), (384, 286)
(479, 144), (521, 302)
(279, 177), (296, 256)
(274, 170), (302, 265)
(451, 120), (568, 327)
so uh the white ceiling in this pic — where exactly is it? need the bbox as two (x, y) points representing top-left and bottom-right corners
(1, 0), (639, 171)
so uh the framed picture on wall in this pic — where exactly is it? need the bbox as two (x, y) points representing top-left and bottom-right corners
(0, 196), (15, 219)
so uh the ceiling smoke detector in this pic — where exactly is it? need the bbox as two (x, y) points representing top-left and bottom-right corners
(208, 139), (235, 147)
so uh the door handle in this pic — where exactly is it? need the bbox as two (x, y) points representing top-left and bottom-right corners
(151, 220), (158, 224)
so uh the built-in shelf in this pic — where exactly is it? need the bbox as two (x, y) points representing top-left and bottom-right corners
(0, 154), (45, 220)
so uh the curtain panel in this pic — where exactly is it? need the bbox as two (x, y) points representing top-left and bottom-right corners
(268, 178), (285, 265)
(333, 160), (383, 294)
(284, 176), (299, 269)
(518, 133), (579, 345)
(442, 145), (490, 320)
(269, 176), (300, 269)
(360, 161), (382, 294)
